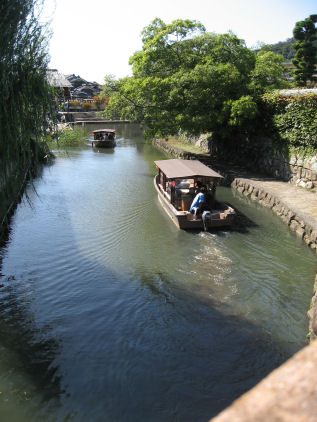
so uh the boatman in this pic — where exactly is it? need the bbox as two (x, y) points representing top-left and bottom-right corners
(189, 186), (206, 216)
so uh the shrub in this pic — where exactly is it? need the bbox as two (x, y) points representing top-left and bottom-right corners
(263, 92), (317, 149)
(48, 127), (88, 147)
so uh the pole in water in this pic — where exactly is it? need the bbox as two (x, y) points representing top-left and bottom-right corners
(202, 211), (211, 231)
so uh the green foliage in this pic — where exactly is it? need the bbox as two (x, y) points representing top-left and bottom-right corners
(249, 51), (292, 94)
(227, 96), (258, 127)
(49, 127), (88, 147)
(292, 15), (317, 86)
(0, 0), (54, 229)
(101, 18), (290, 139)
(263, 93), (317, 148)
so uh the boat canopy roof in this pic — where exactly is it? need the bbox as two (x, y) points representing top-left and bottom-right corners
(154, 159), (223, 179)
(92, 129), (116, 133)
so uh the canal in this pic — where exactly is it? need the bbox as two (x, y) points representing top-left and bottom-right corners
(0, 123), (316, 422)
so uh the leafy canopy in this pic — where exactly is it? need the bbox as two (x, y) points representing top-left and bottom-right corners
(101, 18), (290, 138)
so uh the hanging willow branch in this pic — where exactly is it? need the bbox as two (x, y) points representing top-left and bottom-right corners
(0, 0), (54, 231)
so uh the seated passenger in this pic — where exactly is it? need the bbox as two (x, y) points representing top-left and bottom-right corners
(194, 180), (202, 194)
(189, 186), (206, 216)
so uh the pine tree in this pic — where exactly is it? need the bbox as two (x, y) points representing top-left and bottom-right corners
(292, 15), (317, 86)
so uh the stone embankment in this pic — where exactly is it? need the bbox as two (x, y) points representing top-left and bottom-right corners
(257, 149), (317, 191)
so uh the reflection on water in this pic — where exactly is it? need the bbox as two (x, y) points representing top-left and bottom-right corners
(0, 124), (316, 422)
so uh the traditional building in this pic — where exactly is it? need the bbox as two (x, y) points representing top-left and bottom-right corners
(46, 69), (72, 98)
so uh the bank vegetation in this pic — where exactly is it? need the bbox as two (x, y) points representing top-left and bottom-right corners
(101, 16), (317, 165)
(0, 0), (54, 241)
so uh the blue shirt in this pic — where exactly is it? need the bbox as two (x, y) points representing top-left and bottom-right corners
(189, 192), (205, 212)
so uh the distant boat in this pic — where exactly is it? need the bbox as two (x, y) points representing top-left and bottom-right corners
(92, 129), (116, 148)
(154, 159), (235, 230)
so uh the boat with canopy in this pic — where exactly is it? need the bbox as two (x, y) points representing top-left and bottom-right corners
(154, 159), (235, 230)
(92, 129), (116, 148)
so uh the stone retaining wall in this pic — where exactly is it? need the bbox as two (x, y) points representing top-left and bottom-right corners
(231, 177), (317, 341)
(257, 150), (317, 191)
(153, 138), (209, 160)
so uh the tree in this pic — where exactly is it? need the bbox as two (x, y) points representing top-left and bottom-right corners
(292, 15), (317, 86)
(101, 19), (289, 138)
(249, 51), (291, 93)
(0, 0), (53, 230)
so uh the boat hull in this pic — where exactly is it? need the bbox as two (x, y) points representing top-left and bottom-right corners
(92, 140), (116, 148)
(154, 175), (235, 230)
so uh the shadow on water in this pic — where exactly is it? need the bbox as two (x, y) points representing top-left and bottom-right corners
(228, 204), (259, 234)
(129, 267), (292, 422)
(0, 235), (292, 422)
(0, 128), (314, 422)
(0, 281), (63, 421)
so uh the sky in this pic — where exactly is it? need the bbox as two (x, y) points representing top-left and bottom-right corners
(42, 0), (316, 84)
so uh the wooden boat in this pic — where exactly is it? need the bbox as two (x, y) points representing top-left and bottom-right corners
(92, 129), (116, 148)
(154, 159), (235, 230)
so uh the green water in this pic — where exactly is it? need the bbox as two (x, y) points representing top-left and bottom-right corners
(0, 123), (315, 421)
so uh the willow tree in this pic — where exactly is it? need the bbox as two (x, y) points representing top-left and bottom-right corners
(0, 0), (53, 232)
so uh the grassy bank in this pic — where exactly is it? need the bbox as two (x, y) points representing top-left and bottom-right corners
(47, 126), (89, 148)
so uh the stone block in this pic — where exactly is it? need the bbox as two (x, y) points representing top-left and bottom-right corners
(295, 227), (305, 239)
(247, 185), (254, 194)
(273, 203), (282, 215)
(311, 231), (317, 243)
(311, 307), (317, 339)
(257, 189), (265, 200)
(289, 156), (296, 165)
(287, 210), (296, 220)
(311, 162), (317, 172)
(297, 158), (304, 166)
(304, 234), (312, 246)
(289, 220), (299, 232)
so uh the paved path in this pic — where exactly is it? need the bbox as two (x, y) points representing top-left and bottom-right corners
(235, 176), (317, 232)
